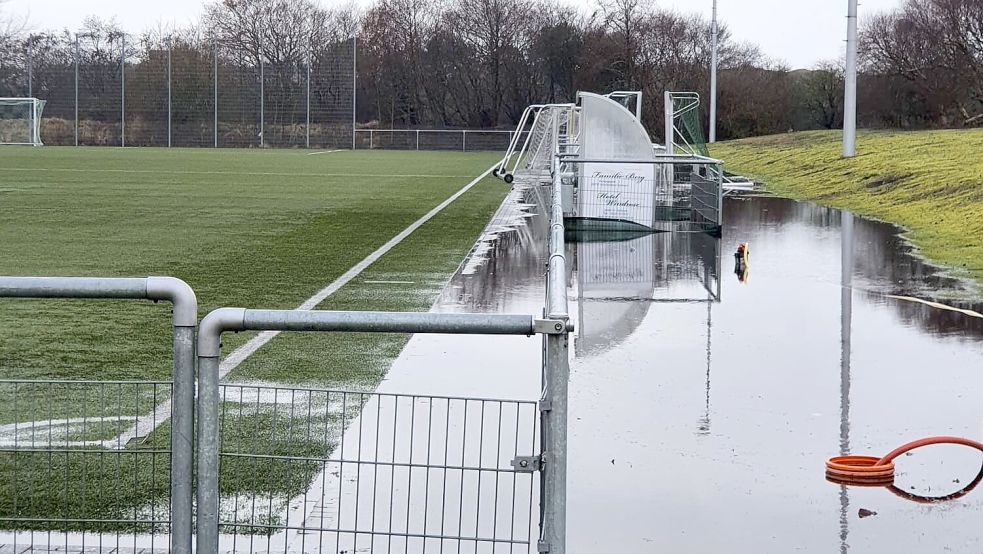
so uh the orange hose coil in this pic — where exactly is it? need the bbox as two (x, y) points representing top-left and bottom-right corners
(826, 436), (983, 487)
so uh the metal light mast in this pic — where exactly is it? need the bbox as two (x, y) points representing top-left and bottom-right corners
(843, 0), (859, 157)
(709, 0), (719, 143)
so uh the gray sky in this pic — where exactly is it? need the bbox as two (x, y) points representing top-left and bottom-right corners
(6, 0), (903, 69)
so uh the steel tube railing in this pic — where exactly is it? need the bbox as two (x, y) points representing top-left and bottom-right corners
(0, 276), (197, 554)
(195, 308), (547, 554)
(539, 150), (571, 554)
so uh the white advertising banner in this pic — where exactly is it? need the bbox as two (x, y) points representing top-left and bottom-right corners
(579, 162), (657, 228)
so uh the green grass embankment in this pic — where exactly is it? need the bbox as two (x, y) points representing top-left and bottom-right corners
(713, 129), (983, 291)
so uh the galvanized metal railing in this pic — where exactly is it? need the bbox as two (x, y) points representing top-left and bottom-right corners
(540, 151), (571, 554)
(194, 309), (571, 554)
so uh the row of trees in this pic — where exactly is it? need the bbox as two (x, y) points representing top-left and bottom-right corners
(1, 0), (980, 144)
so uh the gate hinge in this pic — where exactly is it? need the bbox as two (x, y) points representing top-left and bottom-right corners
(538, 398), (552, 412)
(538, 540), (551, 553)
(533, 318), (567, 335)
(511, 455), (542, 472)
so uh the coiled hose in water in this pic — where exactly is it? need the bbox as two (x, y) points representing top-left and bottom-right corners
(826, 436), (983, 503)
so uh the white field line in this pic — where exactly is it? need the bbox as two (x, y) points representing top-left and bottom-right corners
(102, 163), (498, 448)
(306, 150), (342, 155)
(0, 167), (471, 179)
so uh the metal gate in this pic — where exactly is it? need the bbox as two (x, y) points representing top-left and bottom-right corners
(213, 384), (539, 553)
(0, 277), (196, 554)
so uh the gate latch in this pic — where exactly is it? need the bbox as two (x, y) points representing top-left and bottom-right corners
(511, 455), (542, 472)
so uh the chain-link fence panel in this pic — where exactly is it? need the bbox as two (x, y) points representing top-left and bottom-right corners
(310, 38), (355, 150)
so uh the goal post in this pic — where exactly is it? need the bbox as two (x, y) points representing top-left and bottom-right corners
(0, 98), (46, 146)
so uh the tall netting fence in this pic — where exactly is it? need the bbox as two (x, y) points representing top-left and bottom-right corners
(0, 34), (356, 149)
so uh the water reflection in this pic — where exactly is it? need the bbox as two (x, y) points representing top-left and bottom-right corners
(564, 196), (983, 553)
(416, 191), (983, 552)
(726, 197), (983, 338)
(839, 212), (854, 554)
(569, 230), (721, 358)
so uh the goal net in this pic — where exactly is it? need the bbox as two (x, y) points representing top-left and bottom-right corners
(664, 92), (708, 157)
(0, 98), (46, 146)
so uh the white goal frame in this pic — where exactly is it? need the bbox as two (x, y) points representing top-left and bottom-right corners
(0, 97), (46, 146)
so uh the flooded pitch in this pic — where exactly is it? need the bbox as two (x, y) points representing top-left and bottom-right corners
(378, 193), (983, 553)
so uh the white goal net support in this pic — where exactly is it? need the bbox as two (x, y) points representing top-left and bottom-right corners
(0, 98), (46, 146)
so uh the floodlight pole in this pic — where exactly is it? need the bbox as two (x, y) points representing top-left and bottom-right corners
(709, 0), (718, 144)
(843, 0), (858, 158)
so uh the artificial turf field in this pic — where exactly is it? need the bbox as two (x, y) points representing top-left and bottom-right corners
(0, 146), (505, 386)
(0, 147), (507, 530)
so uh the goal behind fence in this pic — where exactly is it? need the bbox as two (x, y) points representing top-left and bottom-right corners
(0, 98), (45, 146)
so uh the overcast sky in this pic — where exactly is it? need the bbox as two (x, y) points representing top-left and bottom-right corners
(6, 0), (903, 69)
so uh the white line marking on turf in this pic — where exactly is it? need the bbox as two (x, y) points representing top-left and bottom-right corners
(108, 163), (498, 447)
(306, 150), (342, 155)
(0, 167), (472, 179)
(363, 280), (415, 284)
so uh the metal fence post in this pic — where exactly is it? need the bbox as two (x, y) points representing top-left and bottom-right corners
(462, 129), (467, 152)
(260, 50), (265, 148)
(352, 35), (357, 150)
(0, 276), (198, 554)
(120, 33), (125, 148)
(214, 41), (219, 148)
(540, 151), (570, 554)
(74, 34), (79, 147)
(416, 129), (420, 150)
(306, 45), (311, 149)
(27, 37), (33, 98)
(369, 129), (373, 149)
(167, 38), (172, 148)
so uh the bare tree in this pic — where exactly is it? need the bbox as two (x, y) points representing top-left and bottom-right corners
(862, 0), (983, 126)
(800, 60), (844, 129)
(1, 0), (28, 41)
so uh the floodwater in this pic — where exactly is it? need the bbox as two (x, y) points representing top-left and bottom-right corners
(376, 192), (983, 553)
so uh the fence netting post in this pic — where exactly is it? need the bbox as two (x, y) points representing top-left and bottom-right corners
(120, 33), (126, 148)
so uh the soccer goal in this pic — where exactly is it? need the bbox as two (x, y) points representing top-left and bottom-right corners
(0, 98), (46, 146)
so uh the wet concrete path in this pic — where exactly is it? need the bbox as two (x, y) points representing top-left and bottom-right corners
(379, 193), (983, 552)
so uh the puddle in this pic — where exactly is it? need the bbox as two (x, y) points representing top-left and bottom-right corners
(380, 193), (983, 552)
